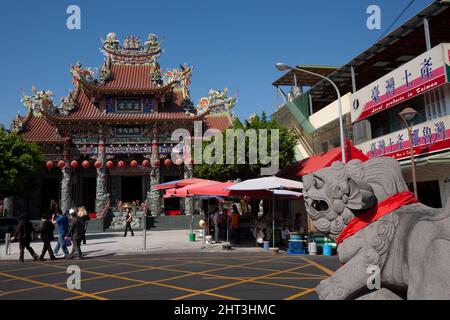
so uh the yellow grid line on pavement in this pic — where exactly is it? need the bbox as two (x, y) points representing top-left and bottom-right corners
(0, 261), (194, 298)
(175, 258), (328, 279)
(0, 254), (336, 300)
(170, 262), (316, 300)
(66, 256), (285, 300)
(0, 260), (143, 284)
(284, 288), (317, 300)
(0, 271), (108, 300)
(79, 256), (327, 300)
(299, 256), (335, 276)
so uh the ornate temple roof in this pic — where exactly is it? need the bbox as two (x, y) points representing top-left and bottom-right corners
(20, 115), (64, 143)
(82, 65), (167, 93)
(205, 113), (233, 131)
(11, 33), (236, 143)
(40, 90), (208, 124)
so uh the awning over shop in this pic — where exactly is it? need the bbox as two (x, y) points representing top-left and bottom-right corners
(277, 140), (369, 179)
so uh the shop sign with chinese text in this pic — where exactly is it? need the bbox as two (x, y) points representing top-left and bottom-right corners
(351, 43), (450, 123)
(356, 115), (450, 160)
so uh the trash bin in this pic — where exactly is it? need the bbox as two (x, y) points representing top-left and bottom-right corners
(189, 233), (196, 242)
(323, 244), (332, 256)
(263, 241), (270, 251)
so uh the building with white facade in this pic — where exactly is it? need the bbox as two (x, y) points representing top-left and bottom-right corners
(274, 1), (450, 208)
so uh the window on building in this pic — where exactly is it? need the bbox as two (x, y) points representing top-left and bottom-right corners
(353, 119), (371, 145)
(425, 87), (447, 121)
(369, 94), (427, 140)
(321, 142), (328, 153)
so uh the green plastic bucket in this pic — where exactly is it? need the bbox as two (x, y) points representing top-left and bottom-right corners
(189, 233), (196, 242)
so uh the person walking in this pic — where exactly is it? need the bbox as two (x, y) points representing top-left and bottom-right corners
(231, 205), (240, 245)
(37, 214), (56, 261)
(78, 207), (90, 245)
(53, 209), (70, 257)
(66, 210), (84, 259)
(12, 214), (39, 263)
(123, 208), (134, 237)
(213, 209), (221, 243)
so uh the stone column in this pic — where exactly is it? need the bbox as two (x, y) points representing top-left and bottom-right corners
(95, 135), (109, 215)
(148, 127), (160, 216)
(60, 167), (72, 213)
(61, 142), (72, 213)
(184, 164), (194, 215)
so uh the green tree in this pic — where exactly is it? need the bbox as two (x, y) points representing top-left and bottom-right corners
(0, 128), (44, 198)
(194, 112), (298, 181)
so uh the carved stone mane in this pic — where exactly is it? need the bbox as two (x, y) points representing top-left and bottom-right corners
(346, 157), (409, 202)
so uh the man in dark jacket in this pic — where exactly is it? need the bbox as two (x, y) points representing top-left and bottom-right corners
(37, 214), (56, 261)
(66, 211), (84, 259)
(12, 214), (38, 263)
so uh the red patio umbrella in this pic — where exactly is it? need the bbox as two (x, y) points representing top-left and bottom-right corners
(153, 178), (211, 190)
(164, 180), (220, 198)
(186, 181), (236, 197)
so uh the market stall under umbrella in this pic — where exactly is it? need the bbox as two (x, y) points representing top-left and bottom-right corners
(226, 176), (303, 248)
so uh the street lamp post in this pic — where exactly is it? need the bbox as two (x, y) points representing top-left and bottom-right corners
(275, 63), (346, 164)
(399, 107), (419, 199)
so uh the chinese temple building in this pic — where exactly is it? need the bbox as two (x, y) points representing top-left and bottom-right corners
(10, 33), (235, 222)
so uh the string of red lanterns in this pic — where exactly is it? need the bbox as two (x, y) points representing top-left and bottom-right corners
(46, 161), (54, 171)
(46, 158), (184, 170)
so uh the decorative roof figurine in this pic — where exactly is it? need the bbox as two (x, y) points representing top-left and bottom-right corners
(195, 88), (236, 116)
(104, 32), (120, 51)
(70, 62), (96, 84)
(144, 33), (160, 52)
(123, 36), (142, 50)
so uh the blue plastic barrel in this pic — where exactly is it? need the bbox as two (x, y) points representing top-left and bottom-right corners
(323, 244), (332, 256)
(263, 241), (270, 251)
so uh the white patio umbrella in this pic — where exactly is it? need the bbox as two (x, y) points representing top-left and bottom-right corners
(226, 176), (303, 191)
(226, 177), (303, 248)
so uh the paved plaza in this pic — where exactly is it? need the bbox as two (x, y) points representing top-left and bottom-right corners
(0, 251), (339, 300)
(0, 230), (278, 261)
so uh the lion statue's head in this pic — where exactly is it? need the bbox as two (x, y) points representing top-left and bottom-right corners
(303, 157), (408, 241)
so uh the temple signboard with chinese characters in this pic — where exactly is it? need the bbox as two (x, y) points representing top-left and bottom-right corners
(358, 114), (450, 160)
(351, 43), (450, 123)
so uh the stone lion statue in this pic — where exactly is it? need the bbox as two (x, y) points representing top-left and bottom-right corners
(303, 157), (450, 300)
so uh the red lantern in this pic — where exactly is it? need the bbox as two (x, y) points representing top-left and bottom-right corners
(82, 160), (90, 168)
(95, 161), (103, 169)
(118, 160), (125, 168)
(106, 161), (114, 169)
(142, 159), (150, 167)
(164, 158), (172, 167)
(130, 160), (138, 168)
(70, 160), (78, 168)
(57, 160), (65, 169)
(153, 159), (160, 168)
(46, 161), (54, 171)
(175, 158), (183, 166)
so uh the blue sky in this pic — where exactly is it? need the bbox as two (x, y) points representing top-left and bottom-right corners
(0, 0), (434, 126)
